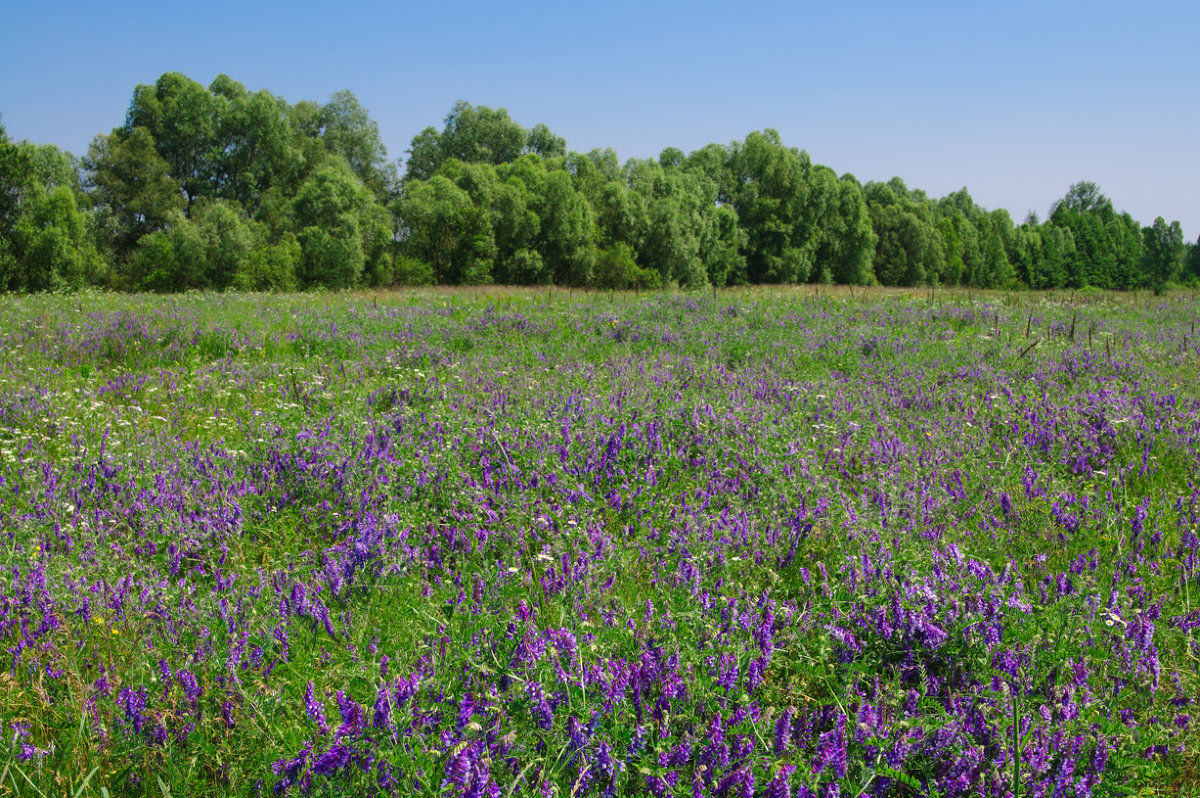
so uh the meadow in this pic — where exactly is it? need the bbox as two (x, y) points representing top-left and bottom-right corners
(1, 287), (1198, 797)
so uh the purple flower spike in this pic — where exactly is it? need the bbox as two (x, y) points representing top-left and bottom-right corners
(304, 681), (329, 734)
(311, 743), (351, 776)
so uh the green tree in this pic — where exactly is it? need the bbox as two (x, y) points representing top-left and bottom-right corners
(578, 148), (623, 184)
(404, 102), (569, 183)
(127, 201), (265, 292)
(1013, 216), (1074, 290)
(234, 232), (300, 291)
(283, 99), (334, 186)
(319, 90), (398, 203)
(84, 127), (185, 268)
(590, 180), (647, 252)
(0, 123), (33, 285)
(497, 155), (594, 285)
(396, 174), (494, 284)
(208, 79), (295, 213)
(127, 209), (223, 292)
(116, 72), (396, 219)
(1108, 212), (1145, 290)
(870, 205), (943, 286)
(865, 178), (943, 286)
(291, 161), (392, 288)
(535, 166), (595, 287)
(191, 199), (258, 290)
(683, 142), (732, 194)
(526, 123), (566, 159)
(931, 192), (981, 287)
(658, 147), (686, 169)
(1142, 216), (1184, 295)
(726, 130), (819, 283)
(818, 175), (876, 285)
(592, 242), (661, 289)
(1039, 224), (1074, 289)
(627, 158), (717, 287)
(1059, 181), (1110, 214)
(22, 142), (83, 196)
(0, 131), (106, 291)
(491, 178), (545, 284)
(128, 224), (189, 292)
(405, 102), (533, 181)
(639, 185), (707, 286)
(956, 219), (983, 287)
(1048, 182), (1118, 288)
(125, 72), (216, 206)
(440, 158), (547, 284)
(404, 127), (442, 184)
(974, 209), (1014, 289)
(938, 217), (965, 286)
(10, 183), (106, 291)
(438, 158), (500, 207)
(701, 205), (746, 287)
(566, 149), (647, 259)
(440, 101), (527, 166)
(932, 188), (1005, 287)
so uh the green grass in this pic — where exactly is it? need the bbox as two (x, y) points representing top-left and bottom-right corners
(0, 286), (1198, 797)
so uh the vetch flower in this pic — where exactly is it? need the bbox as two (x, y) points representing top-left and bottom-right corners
(298, 681), (328, 735)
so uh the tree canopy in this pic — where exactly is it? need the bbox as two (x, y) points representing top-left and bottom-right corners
(0, 76), (1191, 293)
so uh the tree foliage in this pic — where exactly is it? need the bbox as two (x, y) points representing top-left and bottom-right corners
(0, 77), (1190, 293)
(1142, 216), (1184, 295)
(404, 101), (564, 182)
(396, 174), (494, 285)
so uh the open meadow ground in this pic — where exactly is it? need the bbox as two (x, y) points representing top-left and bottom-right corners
(1, 287), (1199, 797)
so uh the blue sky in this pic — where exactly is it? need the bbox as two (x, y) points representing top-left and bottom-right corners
(3, 0), (1197, 239)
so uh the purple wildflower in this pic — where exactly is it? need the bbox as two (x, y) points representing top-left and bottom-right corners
(305, 681), (329, 734)
(311, 743), (352, 776)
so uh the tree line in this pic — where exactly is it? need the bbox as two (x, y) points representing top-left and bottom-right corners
(1, 72), (1196, 294)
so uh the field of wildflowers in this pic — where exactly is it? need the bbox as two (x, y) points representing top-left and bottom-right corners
(1, 287), (1198, 797)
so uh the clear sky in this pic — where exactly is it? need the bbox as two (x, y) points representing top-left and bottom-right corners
(3, 0), (1197, 240)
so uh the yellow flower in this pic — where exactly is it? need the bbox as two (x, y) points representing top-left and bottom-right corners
(92, 616), (105, 626)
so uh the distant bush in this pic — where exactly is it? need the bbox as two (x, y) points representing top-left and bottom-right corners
(233, 233), (300, 292)
(592, 243), (662, 290)
(392, 256), (435, 287)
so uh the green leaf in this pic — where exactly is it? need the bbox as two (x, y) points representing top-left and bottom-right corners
(72, 767), (100, 798)
(875, 764), (922, 791)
